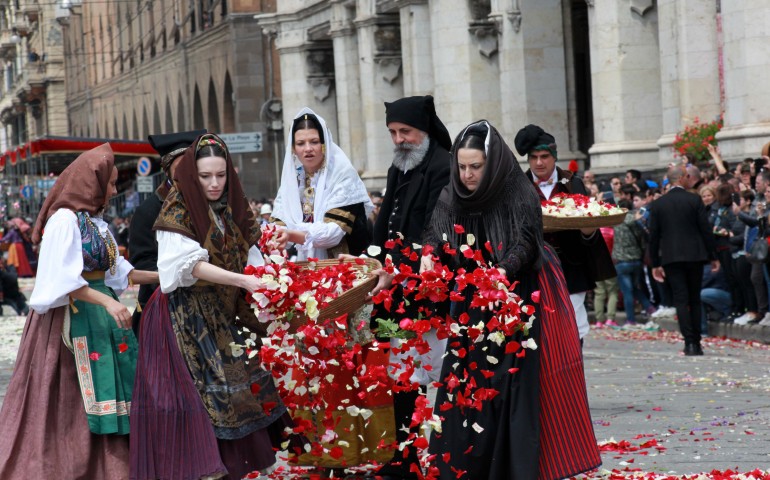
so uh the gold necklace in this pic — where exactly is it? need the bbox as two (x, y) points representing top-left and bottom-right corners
(303, 172), (315, 218)
(86, 215), (117, 275)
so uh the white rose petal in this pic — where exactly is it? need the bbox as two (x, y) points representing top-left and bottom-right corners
(472, 422), (484, 433)
(523, 338), (538, 350)
(466, 233), (476, 246)
(346, 406), (361, 417)
(366, 245), (382, 257)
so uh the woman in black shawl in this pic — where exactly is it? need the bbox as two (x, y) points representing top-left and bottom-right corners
(425, 121), (600, 480)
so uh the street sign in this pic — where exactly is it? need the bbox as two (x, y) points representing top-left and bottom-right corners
(218, 132), (263, 153)
(136, 156), (152, 176)
(136, 176), (155, 193)
(36, 178), (56, 190)
(20, 185), (33, 199)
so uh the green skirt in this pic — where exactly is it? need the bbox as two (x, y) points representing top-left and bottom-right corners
(67, 279), (137, 435)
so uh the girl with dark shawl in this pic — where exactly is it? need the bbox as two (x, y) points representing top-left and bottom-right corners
(0, 144), (159, 479)
(425, 121), (601, 479)
(130, 134), (292, 480)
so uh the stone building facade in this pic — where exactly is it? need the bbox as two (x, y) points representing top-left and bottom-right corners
(58, 0), (283, 197)
(0, 0), (68, 151)
(259, 0), (770, 189)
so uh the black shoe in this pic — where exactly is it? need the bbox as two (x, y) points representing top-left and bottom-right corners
(684, 343), (704, 356)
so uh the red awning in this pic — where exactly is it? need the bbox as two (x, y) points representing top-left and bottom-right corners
(1, 136), (159, 175)
(27, 136), (157, 157)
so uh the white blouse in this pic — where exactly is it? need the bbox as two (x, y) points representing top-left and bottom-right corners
(156, 231), (264, 294)
(29, 209), (133, 313)
(287, 168), (346, 261)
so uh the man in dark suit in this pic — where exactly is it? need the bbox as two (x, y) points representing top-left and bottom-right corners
(128, 129), (205, 336)
(515, 124), (615, 341)
(648, 164), (719, 356)
(370, 95), (451, 480)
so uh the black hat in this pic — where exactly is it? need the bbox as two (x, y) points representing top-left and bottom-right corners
(384, 95), (452, 151)
(148, 129), (207, 172)
(513, 124), (556, 157)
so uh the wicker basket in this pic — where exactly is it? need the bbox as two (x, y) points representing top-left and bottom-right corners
(542, 209), (628, 233)
(286, 257), (381, 332)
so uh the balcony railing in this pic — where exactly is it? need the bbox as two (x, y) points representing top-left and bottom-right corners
(0, 31), (19, 57)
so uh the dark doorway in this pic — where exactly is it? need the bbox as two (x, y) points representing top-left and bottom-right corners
(570, 0), (594, 166)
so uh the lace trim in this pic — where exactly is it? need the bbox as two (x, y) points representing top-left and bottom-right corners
(175, 251), (210, 288)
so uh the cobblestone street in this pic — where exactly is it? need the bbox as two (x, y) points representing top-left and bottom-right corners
(1, 280), (768, 477)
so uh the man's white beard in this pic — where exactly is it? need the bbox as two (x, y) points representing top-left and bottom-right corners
(392, 135), (430, 172)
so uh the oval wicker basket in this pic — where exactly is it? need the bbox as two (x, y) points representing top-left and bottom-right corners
(286, 257), (381, 332)
(542, 209), (628, 233)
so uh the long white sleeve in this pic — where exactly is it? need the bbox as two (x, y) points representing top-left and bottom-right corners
(156, 230), (209, 293)
(294, 221), (345, 260)
(29, 209), (87, 313)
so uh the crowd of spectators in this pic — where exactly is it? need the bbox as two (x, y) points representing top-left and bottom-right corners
(585, 142), (770, 331)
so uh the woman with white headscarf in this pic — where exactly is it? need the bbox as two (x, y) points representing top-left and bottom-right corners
(272, 107), (373, 259)
(270, 108), (396, 475)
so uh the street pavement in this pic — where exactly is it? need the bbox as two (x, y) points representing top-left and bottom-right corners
(1, 280), (769, 478)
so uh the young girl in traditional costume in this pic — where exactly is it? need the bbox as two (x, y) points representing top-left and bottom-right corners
(0, 143), (158, 479)
(130, 134), (293, 480)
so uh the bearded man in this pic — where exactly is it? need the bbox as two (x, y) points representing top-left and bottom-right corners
(369, 95), (451, 480)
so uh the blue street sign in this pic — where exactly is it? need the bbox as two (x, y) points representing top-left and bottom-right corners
(136, 157), (152, 176)
(20, 185), (33, 199)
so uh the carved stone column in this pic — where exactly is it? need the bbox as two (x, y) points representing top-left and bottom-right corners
(715, 1), (770, 159)
(655, 0), (720, 164)
(586, 0), (663, 170)
(354, 11), (404, 185)
(330, 0), (365, 164)
(490, 0), (573, 153)
(275, 26), (319, 128)
(397, 0), (434, 95)
(429, 0), (501, 136)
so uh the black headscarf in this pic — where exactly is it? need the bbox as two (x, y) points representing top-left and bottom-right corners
(514, 124), (557, 159)
(149, 129), (207, 173)
(384, 95), (452, 151)
(430, 120), (544, 268)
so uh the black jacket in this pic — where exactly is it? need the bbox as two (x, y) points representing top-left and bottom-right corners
(128, 190), (164, 334)
(373, 139), (450, 268)
(527, 167), (615, 293)
(648, 187), (717, 268)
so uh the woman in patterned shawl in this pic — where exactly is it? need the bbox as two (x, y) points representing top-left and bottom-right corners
(0, 143), (159, 479)
(130, 133), (293, 480)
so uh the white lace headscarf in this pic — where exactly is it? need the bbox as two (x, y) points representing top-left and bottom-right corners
(272, 107), (373, 248)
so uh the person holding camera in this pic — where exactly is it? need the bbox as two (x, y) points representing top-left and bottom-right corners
(728, 190), (759, 323)
(734, 184), (770, 326)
